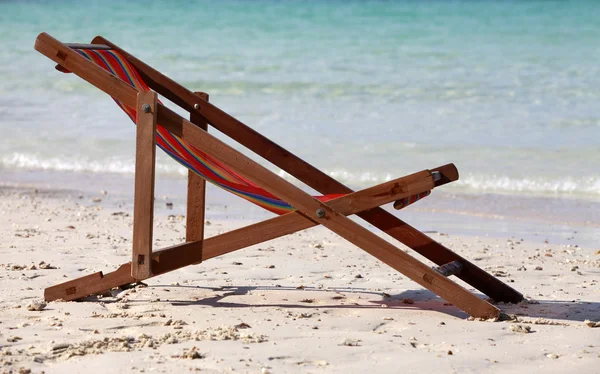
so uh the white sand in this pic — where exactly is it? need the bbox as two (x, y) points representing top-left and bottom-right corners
(0, 186), (598, 373)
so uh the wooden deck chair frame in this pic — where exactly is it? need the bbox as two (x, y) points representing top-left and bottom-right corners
(34, 33), (523, 319)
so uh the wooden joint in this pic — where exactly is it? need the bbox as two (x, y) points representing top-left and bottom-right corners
(431, 163), (459, 187)
(390, 183), (406, 195)
(433, 260), (464, 277)
(65, 286), (77, 295)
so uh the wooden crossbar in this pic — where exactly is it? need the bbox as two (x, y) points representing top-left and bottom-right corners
(434, 261), (464, 277)
(34, 32), (524, 318)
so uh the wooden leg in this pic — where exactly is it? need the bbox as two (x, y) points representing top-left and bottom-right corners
(356, 208), (523, 303)
(131, 91), (157, 280)
(45, 265), (135, 302)
(186, 92), (208, 260)
(186, 171), (205, 242)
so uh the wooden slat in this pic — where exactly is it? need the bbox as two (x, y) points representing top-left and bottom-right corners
(88, 34), (523, 304)
(186, 92), (208, 246)
(44, 168), (437, 302)
(44, 265), (135, 302)
(131, 91), (157, 280)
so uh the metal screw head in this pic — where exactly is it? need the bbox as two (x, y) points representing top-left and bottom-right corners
(141, 104), (151, 113)
(315, 208), (325, 218)
(193, 103), (200, 110)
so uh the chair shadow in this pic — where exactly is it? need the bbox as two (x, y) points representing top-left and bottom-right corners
(113, 284), (599, 322)
(501, 298), (600, 322)
(386, 290), (600, 323)
(119, 284), (470, 318)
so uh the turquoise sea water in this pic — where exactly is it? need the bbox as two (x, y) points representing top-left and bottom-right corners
(1, 0), (599, 199)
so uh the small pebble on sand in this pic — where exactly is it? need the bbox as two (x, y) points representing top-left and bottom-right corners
(584, 320), (600, 328)
(340, 339), (361, 347)
(27, 300), (47, 311)
(509, 325), (531, 334)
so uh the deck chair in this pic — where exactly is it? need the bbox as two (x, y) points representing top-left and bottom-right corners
(34, 33), (522, 319)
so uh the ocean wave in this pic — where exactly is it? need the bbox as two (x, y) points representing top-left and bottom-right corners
(2, 153), (599, 198)
(1, 153), (187, 176)
(456, 175), (600, 196)
(323, 169), (599, 197)
(286, 168), (600, 197)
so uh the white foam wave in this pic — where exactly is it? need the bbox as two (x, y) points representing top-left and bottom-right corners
(319, 169), (600, 197)
(1, 153), (187, 176)
(3, 153), (599, 198)
(326, 169), (395, 184)
(456, 175), (600, 196)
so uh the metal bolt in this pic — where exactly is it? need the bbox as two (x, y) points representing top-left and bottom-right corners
(193, 103), (200, 110)
(315, 208), (325, 218)
(141, 104), (151, 113)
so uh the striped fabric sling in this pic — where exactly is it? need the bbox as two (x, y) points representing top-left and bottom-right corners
(65, 48), (430, 215)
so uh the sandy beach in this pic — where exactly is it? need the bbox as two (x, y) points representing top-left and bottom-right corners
(1, 185), (598, 374)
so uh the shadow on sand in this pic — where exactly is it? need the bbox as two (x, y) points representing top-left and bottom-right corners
(97, 284), (598, 322)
